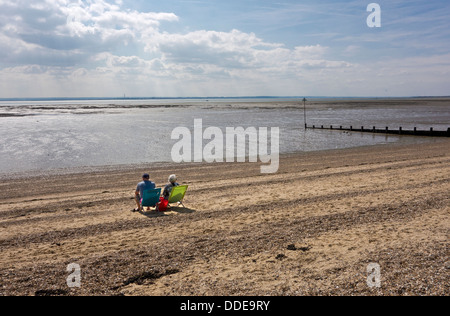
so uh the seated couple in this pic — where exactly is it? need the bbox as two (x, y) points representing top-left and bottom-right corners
(133, 173), (180, 213)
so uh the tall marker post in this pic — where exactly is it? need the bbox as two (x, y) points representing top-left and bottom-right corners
(303, 98), (307, 129)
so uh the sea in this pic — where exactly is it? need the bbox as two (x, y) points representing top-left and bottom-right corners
(0, 97), (449, 175)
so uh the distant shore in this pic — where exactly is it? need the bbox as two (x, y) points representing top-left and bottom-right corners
(1, 140), (449, 296)
(1, 95), (450, 111)
(1, 96), (450, 102)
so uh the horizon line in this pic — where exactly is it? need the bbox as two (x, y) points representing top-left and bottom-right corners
(1, 95), (450, 101)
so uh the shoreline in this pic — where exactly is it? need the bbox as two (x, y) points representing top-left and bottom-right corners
(1, 137), (448, 181)
(0, 139), (449, 296)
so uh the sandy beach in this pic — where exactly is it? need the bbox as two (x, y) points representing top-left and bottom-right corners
(0, 139), (449, 296)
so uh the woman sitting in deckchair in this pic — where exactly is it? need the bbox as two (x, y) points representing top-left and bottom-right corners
(157, 174), (179, 212)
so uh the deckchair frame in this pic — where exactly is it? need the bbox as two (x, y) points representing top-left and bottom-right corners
(167, 185), (188, 208)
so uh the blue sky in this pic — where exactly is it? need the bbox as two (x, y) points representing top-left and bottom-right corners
(0, 0), (449, 97)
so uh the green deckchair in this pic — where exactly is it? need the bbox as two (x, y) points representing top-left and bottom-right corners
(167, 185), (188, 207)
(141, 188), (161, 208)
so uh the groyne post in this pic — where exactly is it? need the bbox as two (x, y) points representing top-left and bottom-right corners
(305, 124), (449, 137)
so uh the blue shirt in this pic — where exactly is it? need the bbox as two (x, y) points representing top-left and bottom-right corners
(136, 180), (156, 199)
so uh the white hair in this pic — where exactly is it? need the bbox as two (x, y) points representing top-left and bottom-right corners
(169, 174), (177, 183)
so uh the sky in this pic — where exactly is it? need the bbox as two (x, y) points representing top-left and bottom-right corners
(0, 0), (449, 98)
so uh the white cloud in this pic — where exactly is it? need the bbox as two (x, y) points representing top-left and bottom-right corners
(63, 0), (178, 41)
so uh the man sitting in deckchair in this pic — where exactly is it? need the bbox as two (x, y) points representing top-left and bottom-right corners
(133, 173), (156, 212)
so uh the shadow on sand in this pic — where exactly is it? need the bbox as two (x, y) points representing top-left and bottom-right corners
(138, 206), (196, 219)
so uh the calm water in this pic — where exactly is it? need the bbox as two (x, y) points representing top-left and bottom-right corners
(0, 98), (448, 174)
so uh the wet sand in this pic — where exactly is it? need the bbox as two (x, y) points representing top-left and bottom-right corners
(0, 140), (449, 296)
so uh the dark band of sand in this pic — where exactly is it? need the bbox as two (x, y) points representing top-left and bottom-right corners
(0, 140), (449, 296)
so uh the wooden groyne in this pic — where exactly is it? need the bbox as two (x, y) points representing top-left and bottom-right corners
(305, 125), (450, 137)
